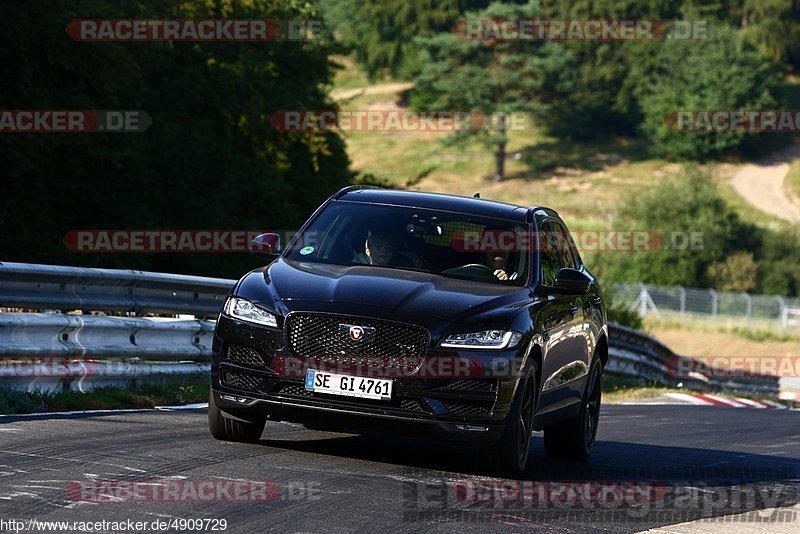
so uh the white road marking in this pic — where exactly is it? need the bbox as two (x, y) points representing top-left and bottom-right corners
(0, 402), (207, 419)
(733, 397), (769, 409)
(0, 450), (147, 473)
(664, 393), (714, 405)
(702, 394), (749, 408)
(638, 503), (800, 533)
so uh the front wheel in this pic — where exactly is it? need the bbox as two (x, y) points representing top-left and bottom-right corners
(543, 358), (602, 461)
(208, 389), (265, 443)
(491, 365), (537, 478)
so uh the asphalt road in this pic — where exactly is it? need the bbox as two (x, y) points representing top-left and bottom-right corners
(0, 405), (798, 533)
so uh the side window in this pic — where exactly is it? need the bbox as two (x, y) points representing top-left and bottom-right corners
(560, 221), (583, 268)
(550, 221), (576, 270)
(538, 221), (559, 286)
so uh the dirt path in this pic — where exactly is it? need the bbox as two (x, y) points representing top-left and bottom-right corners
(731, 141), (800, 223)
(331, 82), (414, 101)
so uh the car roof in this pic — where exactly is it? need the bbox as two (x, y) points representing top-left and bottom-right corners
(335, 187), (556, 222)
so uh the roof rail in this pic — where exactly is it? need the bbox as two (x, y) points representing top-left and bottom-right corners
(332, 185), (384, 199)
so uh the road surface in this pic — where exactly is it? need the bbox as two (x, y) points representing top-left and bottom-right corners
(1, 405), (798, 533)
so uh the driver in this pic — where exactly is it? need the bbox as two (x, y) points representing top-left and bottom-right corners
(353, 227), (401, 266)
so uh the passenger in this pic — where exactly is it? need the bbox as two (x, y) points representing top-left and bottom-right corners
(486, 249), (518, 280)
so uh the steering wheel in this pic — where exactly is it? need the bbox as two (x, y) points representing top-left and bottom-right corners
(441, 263), (496, 278)
(459, 263), (494, 273)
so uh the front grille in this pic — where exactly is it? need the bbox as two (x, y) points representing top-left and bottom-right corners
(286, 313), (429, 361)
(226, 345), (266, 367)
(277, 384), (313, 397)
(222, 371), (263, 391)
(400, 399), (427, 412)
(442, 401), (493, 417)
(441, 379), (498, 392)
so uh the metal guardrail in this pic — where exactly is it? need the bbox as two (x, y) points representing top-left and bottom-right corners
(0, 313), (214, 360)
(0, 262), (783, 397)
(607, 323), (780, 396)
(0, 261), (235, 317)
(0, 262), (235, 391)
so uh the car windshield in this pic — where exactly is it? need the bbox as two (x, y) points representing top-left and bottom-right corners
(283, 201), (529, 286)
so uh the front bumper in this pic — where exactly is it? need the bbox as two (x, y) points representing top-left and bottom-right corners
(211, 390), (505, 444)
(211, 314), (526, 444)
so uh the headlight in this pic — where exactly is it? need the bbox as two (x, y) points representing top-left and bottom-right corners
(441, 330), (522, 350)
(224, 297), (278, 328)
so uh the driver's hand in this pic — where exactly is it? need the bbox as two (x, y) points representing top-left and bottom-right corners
(494, 269), (508, 280)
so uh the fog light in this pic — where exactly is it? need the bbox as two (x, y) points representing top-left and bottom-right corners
(221, 395), (250, 403)
(456, 424), (489, 432)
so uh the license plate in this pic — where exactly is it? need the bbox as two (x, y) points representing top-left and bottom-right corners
(304, 370), (392, 400)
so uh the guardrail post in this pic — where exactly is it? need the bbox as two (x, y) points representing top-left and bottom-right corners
(777, 297), (787, 332)
(679, 286), (686, 317)
(709, 289), (718, 319)
(638, 284), (648, 318)
(743, 293), (752, 326)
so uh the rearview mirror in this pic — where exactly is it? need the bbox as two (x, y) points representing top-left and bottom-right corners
(250, 233), (281, 259)
(552, 268), (592, 294)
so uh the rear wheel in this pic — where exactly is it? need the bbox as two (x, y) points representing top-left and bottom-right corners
(208, 389), (265, 443)
(491, 365), (536, 478)
(543, 358), (602, 461)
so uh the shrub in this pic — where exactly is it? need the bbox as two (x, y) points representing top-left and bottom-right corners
(633, 25), (782, 159)
(594, 165), (739, 286)
(706, 251), (758, 292)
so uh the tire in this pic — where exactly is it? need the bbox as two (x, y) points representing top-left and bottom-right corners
(207, 389), (264, 443)
(491, 364), (537, 478)
(543, 357), (602, 461)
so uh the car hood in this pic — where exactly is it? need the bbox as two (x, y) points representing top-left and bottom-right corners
(236, 258), (530, 329)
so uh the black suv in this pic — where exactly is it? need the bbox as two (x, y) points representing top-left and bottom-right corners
(209, 187), (607, 476)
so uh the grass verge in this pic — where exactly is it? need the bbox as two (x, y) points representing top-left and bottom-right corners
(602, 375), (682, 403)
(0, 374), (208, 415)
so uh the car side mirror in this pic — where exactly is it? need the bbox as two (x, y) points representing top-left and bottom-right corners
(553, 268), (592, 294)
(250, 233), (281, 259)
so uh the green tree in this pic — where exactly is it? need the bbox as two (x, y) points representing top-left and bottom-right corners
(534, 0), (684, 139)
(631, 25), (782, 159)
(412, 1), (572, 181)
(594, 166), (741, 286)
(754, 229), (800, 296)
(319, 0), (541, 80)
(0, 0), (352, 278)
(319, 0), (475, 80)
